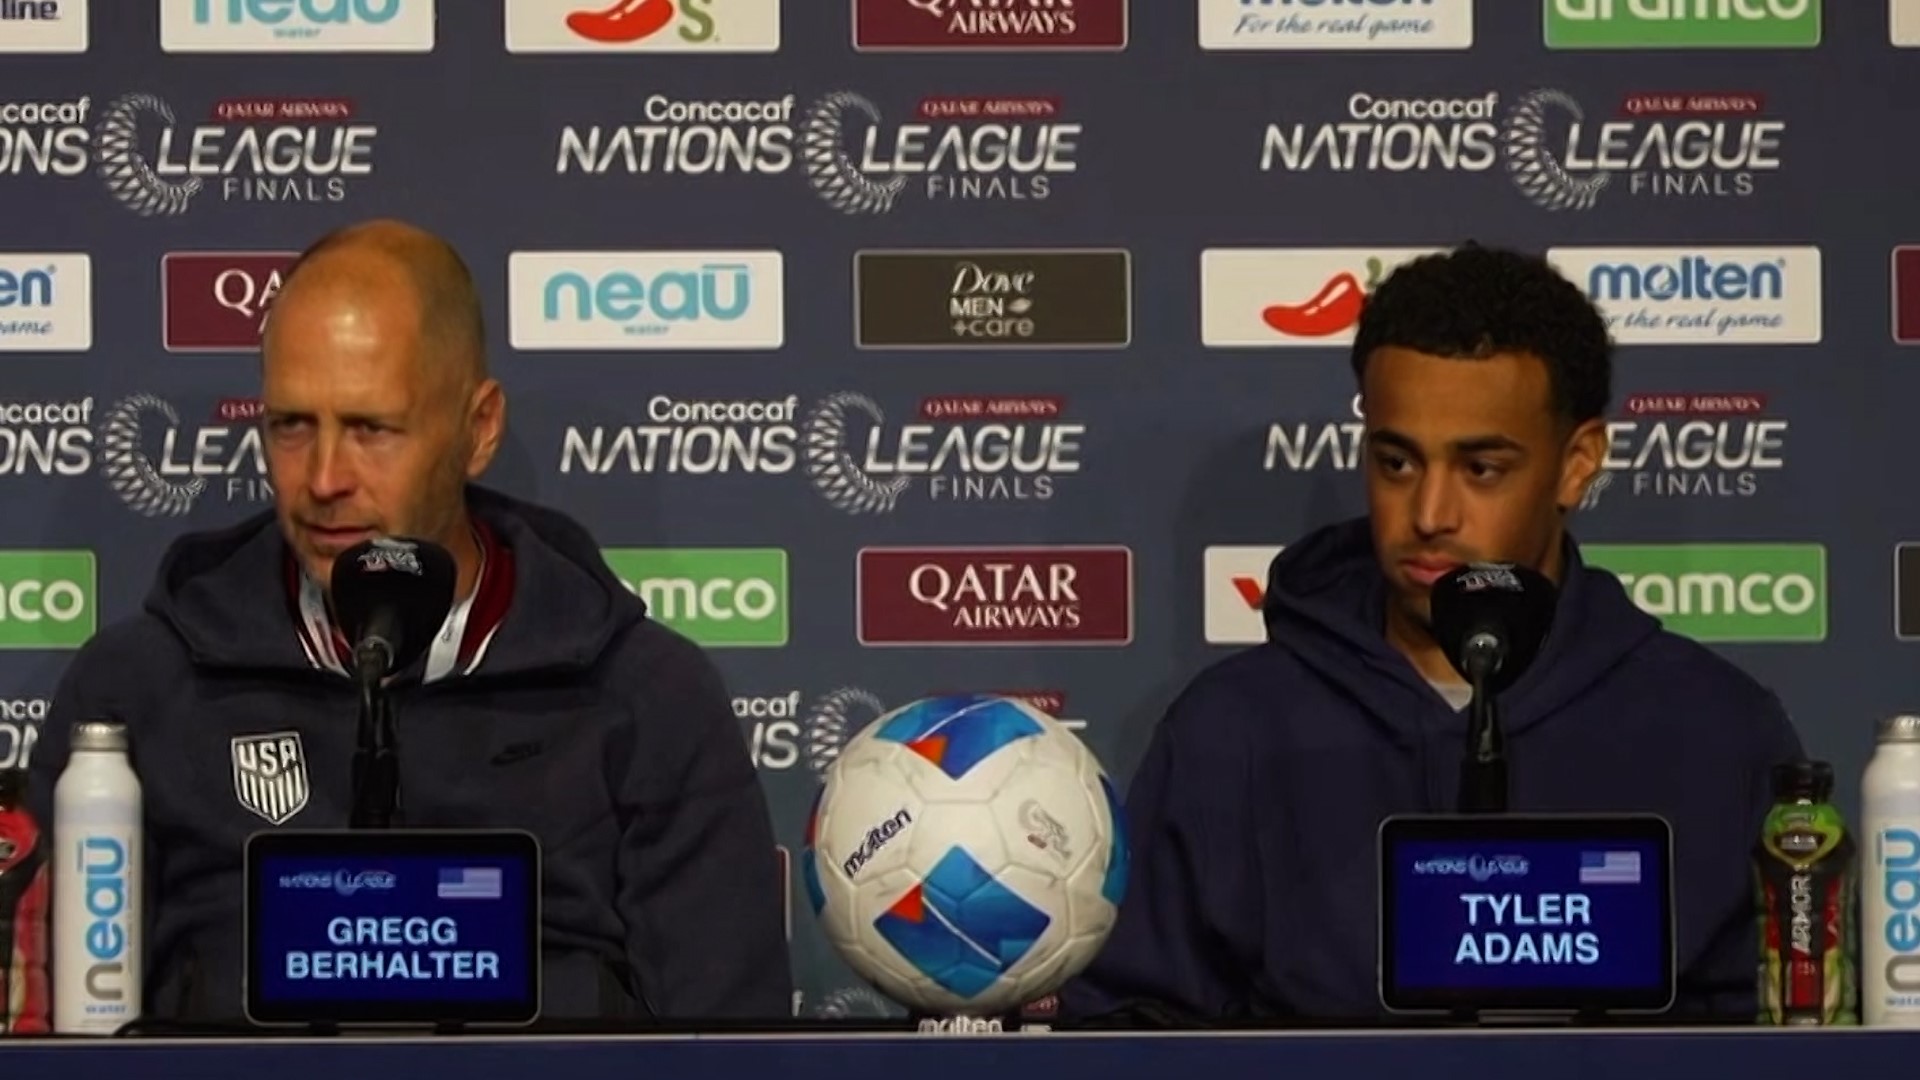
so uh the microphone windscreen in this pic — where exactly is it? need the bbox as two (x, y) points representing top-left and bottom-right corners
(1430, 562), (1557, 692)
(329, 537), (457, 673)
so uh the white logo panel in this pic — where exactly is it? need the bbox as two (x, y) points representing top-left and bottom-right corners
(1203, 545), (1283, 645)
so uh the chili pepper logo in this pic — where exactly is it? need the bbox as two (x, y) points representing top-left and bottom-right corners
(568, 0), (676, 43)
(1261, 256), (1385, 338)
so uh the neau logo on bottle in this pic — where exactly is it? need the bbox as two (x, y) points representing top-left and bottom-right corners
(80, 835), (130, 1009)
(1876, 827), (1920, 991)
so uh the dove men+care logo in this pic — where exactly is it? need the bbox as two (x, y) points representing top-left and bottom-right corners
(552, 87), (1085, 214)
(0, 89), (381, 214)
(1258, 87), (1786, 210)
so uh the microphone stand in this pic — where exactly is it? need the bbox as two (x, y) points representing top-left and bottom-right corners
(348, 642), (399, 829)
(1456, 632), (1508, 814)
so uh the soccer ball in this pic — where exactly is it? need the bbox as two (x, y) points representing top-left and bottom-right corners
(801, 694), (1129, 1017)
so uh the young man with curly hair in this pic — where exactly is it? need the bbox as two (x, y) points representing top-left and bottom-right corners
(1062, 243), (1805, 1024)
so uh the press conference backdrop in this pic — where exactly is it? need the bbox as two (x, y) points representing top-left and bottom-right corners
(0, 0), (1913, 1019)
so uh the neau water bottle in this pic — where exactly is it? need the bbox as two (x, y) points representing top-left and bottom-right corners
(53, 720), (142, 1035)
(0, 770), (50, 1034)
(1754, 759), (1859, 1025)
(1862, 714), (1920, 1026)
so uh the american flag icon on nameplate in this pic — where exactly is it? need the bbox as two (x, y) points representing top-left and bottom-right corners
(1579, 850), (1641, 885)
(438, 866), (502, 900)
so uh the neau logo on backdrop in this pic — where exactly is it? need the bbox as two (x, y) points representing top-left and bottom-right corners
(854, 249), (1130, 348)
(1582, 542), (1826, 643)
(1550, 246), (1821, 344)
(852, 0), (1128, 51)
(1544, 0), (1820, 49)
(1891, 246), (1920, 344)
(1260, 88), (1786, 211)
(1578, 392), (1786, 509)
(1203, 545), (1283, 645)
(0, 549), (95, 649)
(1199, 0), (1474, 50)
(508, 251), (784, 350)
(1201, 247), (1437, 347)
(0, 393), (273, 516)
(740, 686), (1088, 774)
(857, 547), (1132, 646)
(0, 91), (381, 214)
(554, 89), (1083, 215)
(0, 253), (90, 351)
(599, 548), (788, 647)
(158, 0), (437, 53)
(504, 0), (781, 53)
(161, 251), (296, 352)
(560, 392), (1088, 513)
(0, 0), (86, 53)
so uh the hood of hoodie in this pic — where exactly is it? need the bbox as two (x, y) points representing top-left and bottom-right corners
(1260, 515), (1661, 739)
(143, 484), (648, 678)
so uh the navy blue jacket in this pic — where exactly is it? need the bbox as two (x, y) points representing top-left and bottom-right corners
(31, 485), (792, 1024)
(1062, 517), (1804, 1023)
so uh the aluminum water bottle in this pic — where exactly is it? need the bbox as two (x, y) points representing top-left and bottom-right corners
(1864, 714), (1920, 1026)
(52, 721), (141, 1035)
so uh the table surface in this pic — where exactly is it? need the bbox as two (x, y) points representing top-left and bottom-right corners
(2, 1026), (1919, 1079)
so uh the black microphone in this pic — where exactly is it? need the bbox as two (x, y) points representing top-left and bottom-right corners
(330, 537), (457, 686)
(1430, 562), (1557, 815)
(329, 537), (455, 829)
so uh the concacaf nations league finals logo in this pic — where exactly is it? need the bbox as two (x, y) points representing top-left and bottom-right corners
(0, 392), (270, 517)
(553, 87), (1081, 217)
(0, 90), (380, 216)
(1262, 86), (1785, 211)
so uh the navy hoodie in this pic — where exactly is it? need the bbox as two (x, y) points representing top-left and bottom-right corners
(29, 485), (793, 1024)
(1061, 516), (1805, 1023)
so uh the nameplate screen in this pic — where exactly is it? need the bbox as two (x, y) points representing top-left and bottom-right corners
(1377, 814), (1675, 1016)
(244, 829), (541, 1027)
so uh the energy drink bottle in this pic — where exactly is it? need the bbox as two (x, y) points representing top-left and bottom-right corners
(1861, 715), (1920, 1026)
(0, 770), (49, 1034)
(1755, 759), (1859, 1025)
(52, 721), (141, 1035)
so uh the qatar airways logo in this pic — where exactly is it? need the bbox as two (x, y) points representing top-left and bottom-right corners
(1413, 853), (1531, 881)
(1261, 88), (1786, 210)
(553, 89), (1083, 214)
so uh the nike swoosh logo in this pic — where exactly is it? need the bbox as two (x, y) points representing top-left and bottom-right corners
(489, 741), (543, 766)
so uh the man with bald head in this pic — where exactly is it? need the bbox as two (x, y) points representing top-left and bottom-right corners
(33, 219), (793, 1027)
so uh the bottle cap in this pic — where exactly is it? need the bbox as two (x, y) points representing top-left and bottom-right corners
(1879, 715), (1920, 743)
(71, 720), (128, 753)
(1772, 759), (1834, 801)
